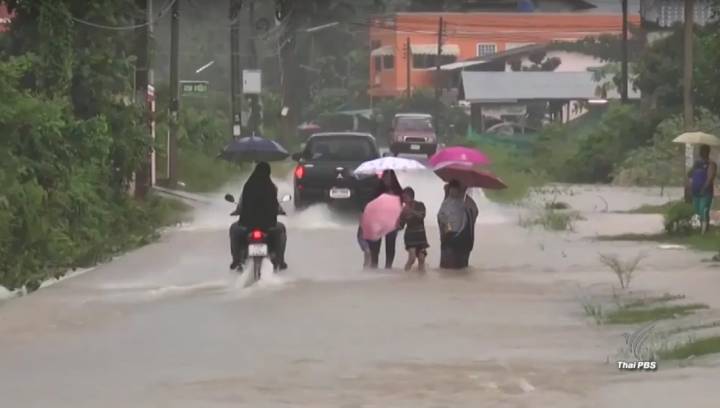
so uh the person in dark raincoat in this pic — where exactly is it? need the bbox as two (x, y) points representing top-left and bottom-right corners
(229, 162), (288, 270)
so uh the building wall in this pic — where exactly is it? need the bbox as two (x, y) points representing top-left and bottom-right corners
(369, 12), (641, 97)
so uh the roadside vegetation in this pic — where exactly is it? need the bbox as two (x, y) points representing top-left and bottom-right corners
(0, 2), (197, 292)
(581, 290), (710, 326)
(519, 209), (583, 232)
(598, 201), (720, 253)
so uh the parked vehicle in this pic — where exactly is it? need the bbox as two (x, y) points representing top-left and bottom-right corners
(291, 132), (381, 209)
(389, 113), (437, 157)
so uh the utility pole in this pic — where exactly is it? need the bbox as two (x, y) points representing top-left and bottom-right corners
(683, 0), (695, 201)
(248, 0), (260, 135)
(434, 16), (444, 135)
(134, 0), (151, 198)
(683, 0), (694, 131)
(230, 0), (241, 139)
(168, 0), (180, 187)
(621, 0), (629, 103)
(405, 37), (411, 99)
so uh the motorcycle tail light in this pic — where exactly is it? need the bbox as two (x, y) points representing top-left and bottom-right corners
(294, 165), (305, 180)
(250, 229), (264, 241)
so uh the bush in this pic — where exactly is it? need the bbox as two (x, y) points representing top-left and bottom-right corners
(615, 109), (720, 187)
(663, 202), (696, 234)
(562, 103), (660, 183)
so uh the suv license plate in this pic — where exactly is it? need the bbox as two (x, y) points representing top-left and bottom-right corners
(410, 144), (421, 151)
(248, 244), (268, 257)
(330, 188), (351, 199)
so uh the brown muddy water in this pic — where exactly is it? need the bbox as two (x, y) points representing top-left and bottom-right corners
(1, 177), (719, 407)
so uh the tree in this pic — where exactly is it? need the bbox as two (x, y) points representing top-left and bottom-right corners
(614, 109), (720, 188)
(508, 51), (561, 72)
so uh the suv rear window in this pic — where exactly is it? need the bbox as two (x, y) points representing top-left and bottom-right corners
(306, 136), (378, 161)
(396, 117), (433, 131)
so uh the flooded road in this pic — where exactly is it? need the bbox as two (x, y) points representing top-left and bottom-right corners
(1, 177), (719, 407)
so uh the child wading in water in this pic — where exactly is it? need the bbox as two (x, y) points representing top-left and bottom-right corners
(400, 187), (429, 271)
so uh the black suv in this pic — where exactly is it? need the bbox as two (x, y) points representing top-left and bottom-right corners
(291, 132), (381, 209)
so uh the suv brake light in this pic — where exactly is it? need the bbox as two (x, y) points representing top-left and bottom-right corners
(294, 165), (305, 180)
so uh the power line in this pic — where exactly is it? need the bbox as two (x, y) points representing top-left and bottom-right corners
(67, 0), (177, 31)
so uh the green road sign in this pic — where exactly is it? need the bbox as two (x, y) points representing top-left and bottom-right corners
(180, 80), (209, 96)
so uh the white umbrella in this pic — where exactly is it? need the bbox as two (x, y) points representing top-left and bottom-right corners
(673, 132), (720, 146)
(353, 157), (426, 177)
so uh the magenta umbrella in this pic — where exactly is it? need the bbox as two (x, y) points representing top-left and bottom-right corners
(429, 146), (490, 168)
(434, 164), (507, 190)
(361, 193), (403, 241)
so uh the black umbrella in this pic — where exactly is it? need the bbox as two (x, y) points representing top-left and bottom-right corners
(218, 134), (289, 163)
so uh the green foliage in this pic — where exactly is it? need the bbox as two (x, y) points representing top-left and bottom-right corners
(550, 27), (646, 63)
(635, 25), (720, 114)
(561, 103), (659, 183)
(663, 202), (696, 234)
(519, 209), (582, 232)
(659, 335), (720, 360)
(0, 0), (191, 292)
(615, 109), (720, 187)
(177, 149), (244, 193)
(469, 141), (545, 203)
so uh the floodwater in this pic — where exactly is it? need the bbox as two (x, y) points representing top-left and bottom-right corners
(1, 175), (719, 407)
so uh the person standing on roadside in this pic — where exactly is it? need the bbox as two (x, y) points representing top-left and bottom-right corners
(688, 144), (717, 234)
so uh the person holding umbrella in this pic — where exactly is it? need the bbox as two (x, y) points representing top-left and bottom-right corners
(366, 170), (404, 269)
(229, 162), (288, 271)
(220, 134), (291, 271)
(688, 144), (717, 234)
(458, 186), (479, 268)
(438, 180), (468, 269)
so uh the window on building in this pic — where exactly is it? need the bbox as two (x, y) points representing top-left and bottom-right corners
(476, 43), (497, 57)
(440, 55), (457, 65)
(383, 55), (395, 69)
(413, 54), (435, 69)
(412, 54), (456, 69)
(374, 56), (382, 71)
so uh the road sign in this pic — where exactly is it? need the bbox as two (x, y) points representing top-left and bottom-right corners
(180, 80), (209, 96)
(243, 70), (261, 94)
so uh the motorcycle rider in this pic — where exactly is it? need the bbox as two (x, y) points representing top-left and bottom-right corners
(229, 162), (288, 270)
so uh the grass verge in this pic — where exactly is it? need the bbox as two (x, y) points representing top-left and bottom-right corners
(463, 141), (547, 204)
(519, 209), (583, 231)
(596, 230), (720, 253)
(626, 199), (720, 214)
(604, 303), (709, 325)
(177, 149), (247, 193)
(659, 336), (720, 360)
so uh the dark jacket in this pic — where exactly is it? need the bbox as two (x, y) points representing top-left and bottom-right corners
(239, 162), (279, 230)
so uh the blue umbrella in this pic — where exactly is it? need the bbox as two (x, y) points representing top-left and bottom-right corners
(218, 134), (289, 163)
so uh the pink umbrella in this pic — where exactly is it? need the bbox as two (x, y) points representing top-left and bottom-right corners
(429, 146), (490, 168)
(361, 193), (403, 241)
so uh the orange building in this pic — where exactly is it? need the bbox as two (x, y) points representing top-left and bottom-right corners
(369, 12), (641, 98)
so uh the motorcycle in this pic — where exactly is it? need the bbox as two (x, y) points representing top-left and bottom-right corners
(225, 193), (291, 286)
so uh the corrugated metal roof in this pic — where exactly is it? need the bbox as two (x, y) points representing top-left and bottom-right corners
(461, 71), (640, 102)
